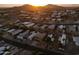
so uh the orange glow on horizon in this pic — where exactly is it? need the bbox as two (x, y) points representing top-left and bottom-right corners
(28, 0), (48, 6)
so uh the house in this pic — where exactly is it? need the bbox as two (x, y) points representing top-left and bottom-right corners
(40, 25), (48, 30)
(33, 24), (39, 27)
(25, 23), (35, 28)
(68, 25), (77, 32)
(47, 34), (54, 42)
(11, 29), (23, 36)
(33, 24), (40, 30)
(0, 46), (6, 54)
(73, 36), (79, 46)
(2, 28), (9, 31)
(48, 25), (55, 30)
(22, 22), (31, 25)
(58, 25), (65, 29)
(7, 29), (16, 33)
(58, 33), (66, 46)
(23, 30), (30, 39)
(74, 20), (79, 31)
(35, 32), (46, 40)
(57, 18), (62, 21)
(0, 24), (3, 28)
(51, 19), (56, 21)
(17, 30), (30, 40)
(28, 31), (37, 40)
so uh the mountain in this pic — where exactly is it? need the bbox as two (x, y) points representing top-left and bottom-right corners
(58, 4), (79, 7)
(0, 4), (23, 8)
(0, 4), (79, 8)
(43, 4), (64, 11)
(15, 4), (64, 12)
(1, 4), (79, 12)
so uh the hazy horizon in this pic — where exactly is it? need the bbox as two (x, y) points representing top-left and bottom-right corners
(0, 4), (79, 8)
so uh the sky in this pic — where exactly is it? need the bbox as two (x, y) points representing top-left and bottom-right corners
(0, 0), (79, 7)
(0, 0), (79, 4)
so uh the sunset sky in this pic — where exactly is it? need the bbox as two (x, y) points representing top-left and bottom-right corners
(0, 0), (79, 7)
